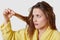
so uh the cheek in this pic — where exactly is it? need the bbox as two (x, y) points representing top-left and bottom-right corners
(38, 17), (47, 26)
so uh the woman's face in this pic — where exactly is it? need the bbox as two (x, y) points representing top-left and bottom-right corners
(33, 8), (48, 29)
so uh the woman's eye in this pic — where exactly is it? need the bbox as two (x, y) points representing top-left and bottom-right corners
(36, 15), (41, 17)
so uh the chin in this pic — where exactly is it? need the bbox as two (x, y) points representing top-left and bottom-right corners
(35, 26), (43, 29)
(35, 26), (40, 29)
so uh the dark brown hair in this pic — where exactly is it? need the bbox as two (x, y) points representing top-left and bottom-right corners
(26, 1), (57, 40)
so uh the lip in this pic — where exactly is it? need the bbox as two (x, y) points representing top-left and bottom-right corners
(34, 23), (38, 25)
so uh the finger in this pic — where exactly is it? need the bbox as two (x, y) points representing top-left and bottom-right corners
(3, 9), (9, 15)
(7, 8), (11, 13)
(7, 8), (14, 15)
(8, 8), (13, 12)
(8, 13), (13, 18)
(8, 9), (15, 15)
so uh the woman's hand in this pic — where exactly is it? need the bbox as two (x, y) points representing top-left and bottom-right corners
(3, 8), (28, 24)
(3, 8), (15, 24)
(6, 9), (28, 22)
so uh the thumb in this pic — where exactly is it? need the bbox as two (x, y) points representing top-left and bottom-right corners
(8, 13), (13, 18)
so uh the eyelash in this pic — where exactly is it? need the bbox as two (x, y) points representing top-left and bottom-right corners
(32, 15), (41, 18)
(37, 15), (41, 18)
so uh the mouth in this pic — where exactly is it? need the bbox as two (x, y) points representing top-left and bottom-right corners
(34, 24), (38, 26)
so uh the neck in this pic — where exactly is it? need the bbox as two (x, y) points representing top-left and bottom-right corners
(38, 25), (48, 39)
(39, 26), (47, 34)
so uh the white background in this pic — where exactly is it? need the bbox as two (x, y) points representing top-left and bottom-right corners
(0, 0), (60, 40)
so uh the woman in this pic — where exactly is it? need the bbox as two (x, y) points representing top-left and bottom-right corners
(0, 1), (60, 40)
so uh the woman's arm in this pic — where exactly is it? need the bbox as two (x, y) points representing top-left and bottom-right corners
(0, 9), (26, 40)
(3, 9), (12, 25)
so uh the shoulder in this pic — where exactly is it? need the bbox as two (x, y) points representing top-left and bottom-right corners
(52, 30), (60, 40)
(53, 30), (60, 36)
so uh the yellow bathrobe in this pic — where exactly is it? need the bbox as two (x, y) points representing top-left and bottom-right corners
(0, 21), (60, 40)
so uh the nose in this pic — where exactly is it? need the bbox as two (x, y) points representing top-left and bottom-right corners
(33, 18), (37, 23)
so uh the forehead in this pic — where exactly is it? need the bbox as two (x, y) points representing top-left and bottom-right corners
(33, 8), (44, 15)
